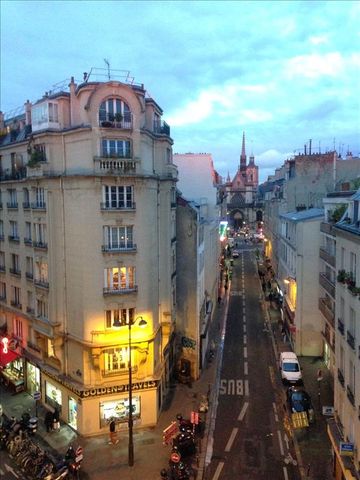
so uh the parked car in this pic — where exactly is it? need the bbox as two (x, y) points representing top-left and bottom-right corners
(286, 386), (315, 423)
(232, 250), (240, 258)
(279, 351), (302, 385)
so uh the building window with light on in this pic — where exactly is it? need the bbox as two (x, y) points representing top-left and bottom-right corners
(104, 267), (136, 293)
(104, 346), (130, 373)
(103, 225), (133, 250)
(105, 308), (134, 328)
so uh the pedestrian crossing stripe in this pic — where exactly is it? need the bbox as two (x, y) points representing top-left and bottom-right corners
(291, 411), (309, 428)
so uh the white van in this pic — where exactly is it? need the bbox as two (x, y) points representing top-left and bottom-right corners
(279, 352), (302, 385)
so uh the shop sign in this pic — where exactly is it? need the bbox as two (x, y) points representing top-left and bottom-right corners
(43, 366), (158, 398)
(33, 391), (41, 401)
(322, 406), (334, 416)
(339, 441), (354, 456)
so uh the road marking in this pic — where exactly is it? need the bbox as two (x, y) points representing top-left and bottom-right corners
(238, 401), (249, 421)
(243, 346), (247, 358)
(219, 379), (244, 395)
(245, 379), (249, 396)
(211, 461), (224, 480)
(243, 334), (247, 345)
(283, 466), (289, 480)
(243, 324), (246, 333)
(4, 464), (19, 478)
(277, 430), (284, 456)
(244, 361), (248, 375)
(225, 427), (238, 452)
(272, 402), (279, 422)
(284, 433), (289, 451)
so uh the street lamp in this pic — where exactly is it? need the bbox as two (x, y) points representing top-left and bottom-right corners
(128, 315), (147, 466)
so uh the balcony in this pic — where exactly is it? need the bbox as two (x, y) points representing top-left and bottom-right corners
(31, 202), (46, 211)
(0, 294), (6, 301)
(100, 202), (136, 212)
(24, 238), (33, 246)
(337, 368), (345, 387)
(337, 318), (345, 335)
(34, 279), (49, 290)
(103, 285), (138, 296)
(25, 271), (34, 280)
(26, 163), (50, 178)
(0, 265), (5, 273)
(99, 112), (133, 130)
(33, 241), (48, 251)
(9, 268), (21, 277)
(94, 156), (137, 175)
(10, 301), (22, 309)
(346, 385), (355, 406)
(153, 120), (171, 136)
(7, 202), (18, 210)
(318, 298), (335, 327)
(346, 330), (355, 350)
(320, 222), (335, 236)
(0, 167), (27, 182)
(101, 244), (137, 253)
(27, 340), (41, 353)
(319, 247), (335, 267)
(26, 306), (35, 315)
(319, 272), (335, 298)
(23, 201), (31, 210)
(8, 235), (20, 243)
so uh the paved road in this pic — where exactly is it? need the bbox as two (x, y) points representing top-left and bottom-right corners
(205, 250), (301, 480)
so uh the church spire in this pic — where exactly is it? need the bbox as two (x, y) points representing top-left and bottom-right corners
(240, 131), (247, 171)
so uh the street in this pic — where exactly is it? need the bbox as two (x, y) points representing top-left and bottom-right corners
(205, 246), (301, 480)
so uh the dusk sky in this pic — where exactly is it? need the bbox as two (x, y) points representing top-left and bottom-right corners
(1, 0), (359, 183)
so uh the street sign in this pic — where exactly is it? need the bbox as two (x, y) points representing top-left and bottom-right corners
(162, 421), (178, 445)
(322, 406), (334, 416)
(340, 442), (354, 456)
(291, 411), (309, 429)
(75, 446), (84, 463)
(33, 391), (41, 400)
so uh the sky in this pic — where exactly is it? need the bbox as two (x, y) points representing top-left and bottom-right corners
(1, 0), (359, 183)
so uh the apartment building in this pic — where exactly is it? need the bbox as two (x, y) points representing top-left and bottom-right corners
(0, 71), (177, 435)
(328, 189), (360, 480)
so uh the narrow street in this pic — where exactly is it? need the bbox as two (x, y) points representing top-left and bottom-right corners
(205, 246), (301, 480)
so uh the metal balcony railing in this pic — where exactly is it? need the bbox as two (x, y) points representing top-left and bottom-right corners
(346, 385), (355, 406)
(319, 272), (335, 298)
(10, 301), (22, 309)
(100, 202), (136, 211)
(337, 318), (345, 335)
(7, 202), (18, 209)
(103, 285), (138, 295)
(101, 243), (136, 253)
(34, 279), (49, 289)
(31, 202), (46, 210)
(26, 307), (35, 315)
(23, 201), (30, 209)
(8, 235), (20, 243)
(99, 111), (133, 130)
(337, 368), (345, 387)
(24, 238), (33, 246)
(33, 241), (48, 250)
(25, 272), (34, 280)
(346, 330), (355, 350)
(318, 298), (335, 327)
(9, 268), (21, 276)
(319, 247), (335, 267)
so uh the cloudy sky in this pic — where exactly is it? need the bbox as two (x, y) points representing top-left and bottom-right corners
(1, 0), (359, 182)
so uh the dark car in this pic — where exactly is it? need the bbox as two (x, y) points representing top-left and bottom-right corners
(286, 387), (315, 423)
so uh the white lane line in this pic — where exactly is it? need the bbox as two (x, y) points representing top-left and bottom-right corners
(211, 461), (225, 480)
(243, 317), (246, 324)
(243, 324), (246, 333)
(243, 334), (247, 344)
(244, 379), (249, 396)
(225, 427), (238, 452)
(283, 466), (289, 480)
(272, 402), (279, 422)
(243, 346), (247, 358)
(277, 430), (284, 456)
(244, 361), (248, 375)
(238, 401), (249, 421)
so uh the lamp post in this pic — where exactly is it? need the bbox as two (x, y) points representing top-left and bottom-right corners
(128, 315), (147, 466)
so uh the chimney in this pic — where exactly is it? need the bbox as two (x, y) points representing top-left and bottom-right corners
(304, 144), (307, 155)
(68, 76), (77, 126)
(309, 139), (312, 155)
(24, 100), (32, 125)
(0, 111), (4, 130)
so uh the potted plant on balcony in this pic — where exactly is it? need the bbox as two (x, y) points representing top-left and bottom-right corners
(114, 113), (123, 123)
(337, 269), (346, 284)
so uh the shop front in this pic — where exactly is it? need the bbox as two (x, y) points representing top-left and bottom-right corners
(26, 362), (41, 395)
(0, 336), (24, 393)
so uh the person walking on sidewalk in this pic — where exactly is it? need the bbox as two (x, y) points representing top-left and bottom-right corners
(44, 410), (53, 433)
(109, 419), (118, 445)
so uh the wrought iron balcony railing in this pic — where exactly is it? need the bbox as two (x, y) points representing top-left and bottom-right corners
(101, 244), (137, 253)
(346, 330), (355, 350)
(337, 368), (345, 387)
(337, 318), (345, 335)
(103, 285), (138, 295)
(100, 202), (136, 211)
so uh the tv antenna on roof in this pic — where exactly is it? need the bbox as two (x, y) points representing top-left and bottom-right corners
(104, 58), (111, 80)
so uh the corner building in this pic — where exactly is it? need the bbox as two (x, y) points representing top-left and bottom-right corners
(0, 73), (177, 435)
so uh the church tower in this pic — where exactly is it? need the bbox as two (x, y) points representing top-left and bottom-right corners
(240, 131), (247, 171)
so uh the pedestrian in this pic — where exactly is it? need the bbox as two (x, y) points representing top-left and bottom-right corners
(109, 419), (118, 445)
(44, 410), (53, 433)
(53, 407), (60, 431)
(281, 327), (287, 344)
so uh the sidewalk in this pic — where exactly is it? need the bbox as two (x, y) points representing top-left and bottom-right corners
(266, 300), (334, 480)
(1, 302), (225, 480)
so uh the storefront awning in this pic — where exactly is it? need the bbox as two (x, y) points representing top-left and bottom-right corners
(0, 349), (20, 367)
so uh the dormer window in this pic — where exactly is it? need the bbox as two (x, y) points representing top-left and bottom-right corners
(32, 101), (59, 132)
(99, 98), (132, 128)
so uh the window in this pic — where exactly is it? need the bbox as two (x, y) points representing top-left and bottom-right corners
(14, 318), (23, 339)
(350, 252), (356, 283)
(105, 308), (134, 328)
(349, 308), (355, 337)
(11, 254), (20, 273)
(48, 102), (58, 122)
(8, 188), (17, 207)
(0, 220), (3, 238)
(25, 222), (32, 243)
(104, 266), (135, 291)
(340, 247), (345, 270)
(35, 260), (48, 283)
(104, 346), (130, 373)
(0, 282), (6, 300)
(36, 298), (48, 318)
(11, 286), (21, 306)
(32, 102), (58, 126)
(34, 187), (45, 208)
(27, 291), (34, 312)
(103, 185), (134, 209)
(23, 188), (30, 207)
(0, 251), (4, 269)
(99, 98), (131, 124)
(10, 220), (18, 239)
(101, 139), (131, 158)
(34, 223), (47, 246)
(103, 226), (133, 250)
(26, 256), (33, 277)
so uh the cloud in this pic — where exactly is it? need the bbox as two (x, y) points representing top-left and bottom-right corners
(285, 52), (343, 78)
(309, 35), (329, 45)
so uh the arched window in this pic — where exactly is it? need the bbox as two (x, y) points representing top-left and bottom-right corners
(99, 98), (131, 126)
